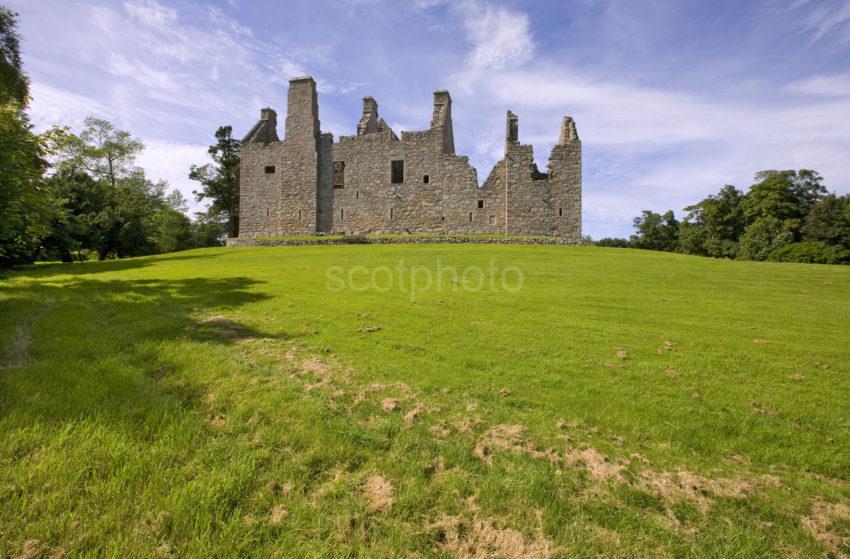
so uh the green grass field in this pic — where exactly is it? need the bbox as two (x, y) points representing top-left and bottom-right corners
(1, 245), (849, 558)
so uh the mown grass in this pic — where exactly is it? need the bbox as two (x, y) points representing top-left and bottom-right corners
(1, 245), (848, 558)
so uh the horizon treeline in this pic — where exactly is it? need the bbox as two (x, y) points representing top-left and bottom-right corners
(597, 170), (850, 264)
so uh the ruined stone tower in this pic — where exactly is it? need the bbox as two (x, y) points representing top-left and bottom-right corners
(237, 76), (581, 239)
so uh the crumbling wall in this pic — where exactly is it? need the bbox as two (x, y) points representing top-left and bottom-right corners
(238, 76), (581, 241)
(330, 91), (506, 235)
(503, 112), (581, 237)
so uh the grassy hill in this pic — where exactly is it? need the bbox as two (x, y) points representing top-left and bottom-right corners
(1, 245), (848, 558)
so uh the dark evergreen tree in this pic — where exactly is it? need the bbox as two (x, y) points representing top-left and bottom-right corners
(190, 126), (241, 238)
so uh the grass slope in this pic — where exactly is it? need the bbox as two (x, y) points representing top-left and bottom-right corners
(1, 245), (849, 558)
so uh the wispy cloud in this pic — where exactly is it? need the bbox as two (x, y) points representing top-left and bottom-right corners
(123, 0), (177, 27)
(458, 0), (534, 71)
(792, 0), (850, 47)
(786, 73), (850, 97)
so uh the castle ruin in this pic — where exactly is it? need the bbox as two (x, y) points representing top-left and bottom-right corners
(237, 76), (581, 239)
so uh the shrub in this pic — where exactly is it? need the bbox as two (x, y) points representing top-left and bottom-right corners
(767, 242), (849, 264)
(596, 237), (631, 248)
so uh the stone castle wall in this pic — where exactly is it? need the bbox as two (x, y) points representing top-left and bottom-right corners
(237, 76), (581, 240)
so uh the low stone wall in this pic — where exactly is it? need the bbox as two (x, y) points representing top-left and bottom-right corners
(226, 235), (578, 247)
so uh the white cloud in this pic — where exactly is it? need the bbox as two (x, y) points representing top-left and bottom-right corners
(445, 63), (850, 237)
(106, 53), (178, 93)
(459, 0), (534, 71)
(137, 140), (212, 214)
(786, 73), (850, 97)
(414, 0), (447, 9)
(123, 0), (177, 28)
(28, 82), (114, 129)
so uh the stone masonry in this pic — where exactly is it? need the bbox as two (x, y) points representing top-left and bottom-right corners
(238, 76), (581, 239)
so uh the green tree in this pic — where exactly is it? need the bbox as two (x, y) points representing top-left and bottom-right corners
(630, 210), (679, 252)
(738, 216), (793, 261)
(190, 126), (241, 238)
(151, 189), (195, 253)
(191, 209), (228, 247)
(742, 170), (826, 239)
(46, 119), (199, 259)
(0, 7), (28, 106)
(41, 170), (104, 262)
(681, 185), (745, 258)
(58, 117), (144, 188)
(802, 194), (850, 250)
(0, 103), (52, 267)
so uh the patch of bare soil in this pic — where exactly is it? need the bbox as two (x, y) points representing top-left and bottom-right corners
(758, 474), (782, 488)
(209, 413), (227, 427)
(801, 498), (850, 559)
(252, 346), (298, 362)
(640, 470), (752, 513)
(430, 421), (452, 439)
(747, 396), (778, 417)
(290, 357), (341, 392)
(16, 540), (44, 559)
(298, 357), (330, 375)
(351, 382), (387, 406)
(474, 425), (558, 464)
(657, 341), (674, 354)
(454, 417), (484, 435)
(425, 456), (445, 476)
(404, 403), (426, 423)
(269, 505), (288, 525)
(364, 475), (394, 512)
(350, 381), (412, 408)
(429, 514), (554, 559)
(564, 447), (624, 483)
(616, 348), (628, 360)
(381, 398), (398, 412)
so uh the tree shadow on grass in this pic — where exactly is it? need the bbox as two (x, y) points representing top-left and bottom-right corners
(0, 274), (275, 432)
(2, 250), (227, 280)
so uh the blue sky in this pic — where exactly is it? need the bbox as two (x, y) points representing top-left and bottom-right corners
(8, 0), (850, 237)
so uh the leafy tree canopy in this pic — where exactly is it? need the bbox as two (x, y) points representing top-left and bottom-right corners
(742, 170), (826, 238)
(0, 7), (28, 106)
(630, 210), (679, 252)
(802, 194), (850, 250)
(682, 185), (745, 258)
(738, 215), (793, 261)
(0, 103), (56, 266)
(56, 117), (145, 188)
